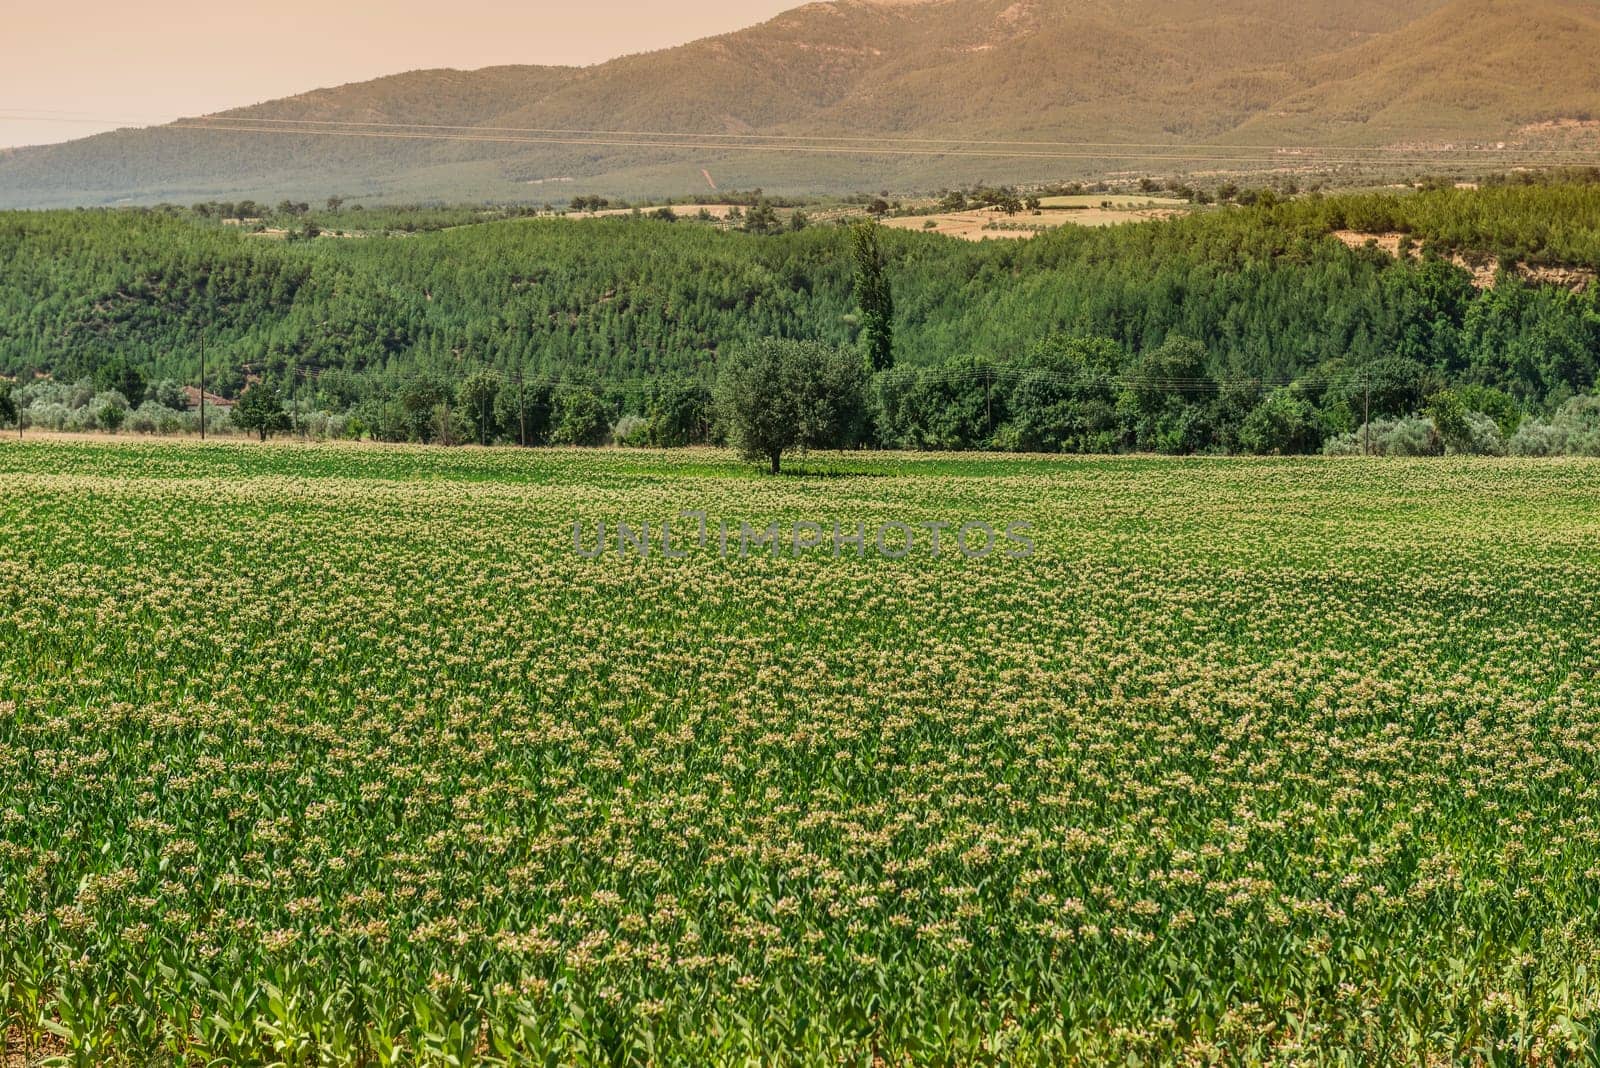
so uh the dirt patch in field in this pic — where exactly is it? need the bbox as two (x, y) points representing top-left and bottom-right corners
(4, 1025), (67, 1066)
(1333, 230), (1410, 257)
(881, 210), (1034, 240)
(586, 204), (737, 219)
(883, 203), (1183, 241)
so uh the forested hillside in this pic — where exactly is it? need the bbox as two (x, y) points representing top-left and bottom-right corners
(3, 181), (1599, 454)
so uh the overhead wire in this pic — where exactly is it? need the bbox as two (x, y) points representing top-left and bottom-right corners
(161, 118), (1600, 169)
(277, 356), (1404, 399)
(3, 107), (1596, 168)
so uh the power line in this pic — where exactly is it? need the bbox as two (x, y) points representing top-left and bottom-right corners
(285, 356), (1402, 400)
(6, 108), (1595, 166)
(157, 114), (1600, 159)
(161, 120), (1600, 169)
(0, 108), (1581, 168)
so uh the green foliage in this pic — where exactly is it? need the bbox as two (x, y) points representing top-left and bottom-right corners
(611, 414), (652, 447)
(742, 200), (783, 236)
(1428, 390), (1472, 452)
(0, 379), (14, 427)
(641, 379), (714, 447)
(4, 184), (1600, 456)
(94, 398), (126, 432)
(7, 443), (1600, 1062)
(232, 384), (293, 441)
(851, 222), (894, 373)
(493, 382), (555, 447)
(548, 388), (611, 447)
(148, 379), (188, 412)
(456, 371), (501, 446)
(1324, 416), (1442, 457)
(1239, 390), (1321, 455)
(1508, 395), (1600, 456)
(1005, 337), (1125, 454)
(1455, 384), (1523, 438)
(1119, 336), (1214, 455)
(93, 356), (146, 408)
(1331, 357), (1431, 425)
(390, 377), (451, 444)
(715, 338), (867, 473)
(875, 354), (998, 451)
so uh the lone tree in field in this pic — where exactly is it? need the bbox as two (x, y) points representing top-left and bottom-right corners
(851, 221), (894, 372)
(714, 338), (867, 475)
(233, 383), (292, 442)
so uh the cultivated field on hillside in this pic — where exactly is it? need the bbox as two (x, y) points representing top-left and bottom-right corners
(882, 195), (1191, 240)
(4, 442), (1600, 1064)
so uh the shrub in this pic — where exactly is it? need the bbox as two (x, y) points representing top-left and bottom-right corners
(1507, 396), (1600, 456)
(95, 402), (126, 433)
(1457, 385), (1523, 437)
(549, 389), (612, 447)
(300, 411), (349, 441)
(1453, 412), (1506, 456)
(1507, 419), (1565, 456)
(147, 379), (189, 411)
(612, 415), (651, 447)
(90, 391), (130, 432)
(1324, 416), (1442, 456)
(1385, 417), (1444, 456)
(1239, 391), (1321, 455)
(125, 402), (167, 434)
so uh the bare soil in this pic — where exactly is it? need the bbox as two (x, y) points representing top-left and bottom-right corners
(1331, 230), (1596, 292)
(882, 200), (1185, 241)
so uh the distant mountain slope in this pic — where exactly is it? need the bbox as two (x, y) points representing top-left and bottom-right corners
(1239, 0), (1600, 140)
(3, 0), (1597, 207)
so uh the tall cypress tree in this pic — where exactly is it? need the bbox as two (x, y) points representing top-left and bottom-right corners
(851, 221), (894, 372)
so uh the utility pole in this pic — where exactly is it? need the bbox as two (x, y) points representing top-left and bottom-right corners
(443, 396), (451, 446)
(199, 322), (206, 442)
(1363, 377), (1371, 457)
(985, 366), (993, 439)
(518, 374), (526, 448)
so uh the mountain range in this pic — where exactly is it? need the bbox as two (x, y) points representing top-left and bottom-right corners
(4, 0), (1600, 207)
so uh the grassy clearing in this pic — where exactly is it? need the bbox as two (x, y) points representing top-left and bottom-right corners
(4, 441), (1600, 1064)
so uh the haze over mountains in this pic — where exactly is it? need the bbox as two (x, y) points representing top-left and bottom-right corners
(5, 0), (1600, 207)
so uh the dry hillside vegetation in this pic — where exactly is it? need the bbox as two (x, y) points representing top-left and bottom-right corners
(6, 0), (1600, 205)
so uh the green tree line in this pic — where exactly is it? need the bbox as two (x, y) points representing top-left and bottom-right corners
(3, 182), (1599, 454)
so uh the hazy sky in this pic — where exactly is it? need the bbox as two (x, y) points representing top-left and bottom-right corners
(2, 1), (797, 148)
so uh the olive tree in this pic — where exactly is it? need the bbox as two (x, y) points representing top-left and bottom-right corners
(714, 338), (868, 474)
